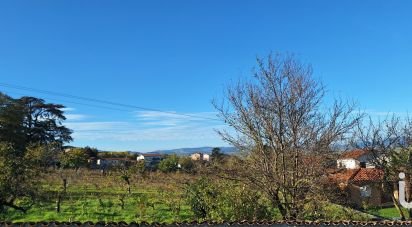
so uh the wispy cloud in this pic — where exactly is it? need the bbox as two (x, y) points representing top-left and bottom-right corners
(360, 109), (411, 118)
(65, 114), (88, 121)
(64, 121), (131, 131)
(62, 107), (76, 112)
(135, 111), (219, 127)
(64, 111), (226, 146)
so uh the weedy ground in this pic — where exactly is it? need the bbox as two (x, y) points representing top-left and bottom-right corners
(1, 169), (404, 222)
(4, 169), (196, 223)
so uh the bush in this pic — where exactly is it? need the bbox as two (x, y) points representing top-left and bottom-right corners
(59, 148), (88, 169)
(158, 154), (179, 173)
(179, 157), (195, 173)
(186, 177), (274, 221)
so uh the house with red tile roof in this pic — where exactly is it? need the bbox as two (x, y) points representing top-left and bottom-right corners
(329, 149), (391, 207)
(337, 149), (375, 169)
(329, 167), (389, 207)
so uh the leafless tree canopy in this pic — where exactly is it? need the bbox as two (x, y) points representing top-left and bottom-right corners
(213, 53), (361, 219)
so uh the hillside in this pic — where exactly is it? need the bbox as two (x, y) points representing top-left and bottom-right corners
(148, 146), (237, 156)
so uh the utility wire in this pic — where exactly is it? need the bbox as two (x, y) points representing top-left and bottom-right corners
(3, 90), (131, 112)
(2, 90), (224, 133)
(0, 82), (221, 121)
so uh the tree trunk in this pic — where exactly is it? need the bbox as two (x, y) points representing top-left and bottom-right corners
(119, 194), (126, 210)
(392, 194), (406, 220)
(272, 193), (288, 219)
(63, 178), (67, 193)
(56, 194), (61, 213)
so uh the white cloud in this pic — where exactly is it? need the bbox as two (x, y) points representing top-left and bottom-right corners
(64, 121), (131, 131)
(65, 114), (88, 121)
(360, 109), (410, 118)
(64, 111), (226, 143)
(135, 111), (218, 127)
(62, 107), (76, 112)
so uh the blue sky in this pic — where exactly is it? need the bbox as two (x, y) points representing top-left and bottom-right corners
(1, 1), (412, 152)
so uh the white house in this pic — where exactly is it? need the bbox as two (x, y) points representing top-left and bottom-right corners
(190, 152), (210, 162)
(337, 149), (375, 169)
(96, 158), (135, 169)
(136, 153), (163, 168)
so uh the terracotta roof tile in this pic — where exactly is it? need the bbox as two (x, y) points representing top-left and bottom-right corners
(351, 168), (384, 183)
(329, 168), (384, 184)
(329, 169), (359, 183)
(339, 149), (368, 159)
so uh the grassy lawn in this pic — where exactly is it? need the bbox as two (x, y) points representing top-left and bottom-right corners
(2, 169), (197, 223)
(6, 196), (194, 223)
(366, 206), (409, 220)
(2, 169), (401, 222)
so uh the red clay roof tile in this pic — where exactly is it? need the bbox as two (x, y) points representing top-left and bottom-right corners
(339, 149), (368, 159)
(351, 168), (384, 183)
(329, 169), (359, 183)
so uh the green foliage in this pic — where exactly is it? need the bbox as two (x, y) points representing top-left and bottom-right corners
(0, 94), (72, 148)
(211, 147), (224, 162)
(0, 143), (39, 213)
(367, 206), (410, 219)
(185, 177), (274, 221)
(59, 148), (88, 169)
(25, 143), (60, 168)
(83, 146), (98, 158)
(389, 147), (412, 176)
(98, 151), (134, 159)
(0, 93), (25, 149)
(158, 154), (179, 173)
(0, 93), (73, 213)
(302, 197), (371, 221)
(0, 168), (378, 222)
(136, 160), (146, 174)
(19, 96), (72, 146)
(179, 157), (195, 173)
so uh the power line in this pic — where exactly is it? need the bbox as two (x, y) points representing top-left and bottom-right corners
(3, 90), (131, 112)
(0, 82), (221, 121)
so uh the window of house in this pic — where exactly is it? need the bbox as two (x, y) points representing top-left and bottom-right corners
(360, 185), (371, 197)
(360, 162), (366, 168)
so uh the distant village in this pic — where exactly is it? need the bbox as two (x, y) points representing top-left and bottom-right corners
(63, 146), (212, 170)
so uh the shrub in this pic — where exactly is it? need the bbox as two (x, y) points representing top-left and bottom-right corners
(186, 177), (273, 221)
(158, 154), (179, 173)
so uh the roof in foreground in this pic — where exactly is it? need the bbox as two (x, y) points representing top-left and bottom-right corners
(329, 168), (384, 184)
(351, 168), (384, 183)
(328, 169), (359, 183)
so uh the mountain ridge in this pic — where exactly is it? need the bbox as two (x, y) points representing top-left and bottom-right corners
(147, 146), (237, 156)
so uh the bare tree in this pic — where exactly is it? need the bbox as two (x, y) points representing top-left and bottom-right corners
(213, 53), (360, 219)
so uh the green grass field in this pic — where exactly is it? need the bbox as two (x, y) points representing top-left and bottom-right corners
(1, 169), (404, 222)
(3, 169), (197, 223)
(366, 206), (410, 220)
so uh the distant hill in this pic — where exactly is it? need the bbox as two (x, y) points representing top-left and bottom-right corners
(148, 146), (238, 156)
